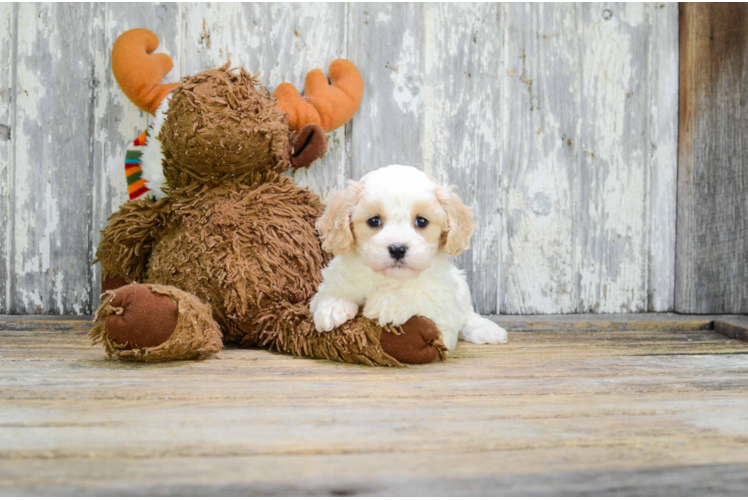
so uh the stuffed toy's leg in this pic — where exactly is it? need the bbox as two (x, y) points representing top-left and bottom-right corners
(240, 301), (447, 367)
(89, 283), (222, 362)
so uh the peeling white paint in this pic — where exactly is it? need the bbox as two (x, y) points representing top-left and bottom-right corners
(1, 3), (14, 311)
(390, 31), (422, 116)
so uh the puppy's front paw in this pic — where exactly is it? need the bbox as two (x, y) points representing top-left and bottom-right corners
(462, 316), (508, 344)
(363, 294), (414, 327)
(313, 299), (359, 333)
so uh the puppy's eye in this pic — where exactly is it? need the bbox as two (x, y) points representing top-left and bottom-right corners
(415, 217), (429, 228)
(367, 216), (382, 228)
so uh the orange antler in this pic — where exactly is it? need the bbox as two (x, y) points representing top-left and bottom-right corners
(111, 29), (178, 115)
(273, 60), (364, 133)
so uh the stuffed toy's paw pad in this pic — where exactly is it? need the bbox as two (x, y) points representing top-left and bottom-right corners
(104, 283), (178, 348)
(380, 316), (447, 364)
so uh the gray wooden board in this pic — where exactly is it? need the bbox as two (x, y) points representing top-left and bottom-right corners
(347, 3), (426, 181)
(676, 4), (748, 314)
(4, 460), (747, 496)
(1, 3), (688, 315)
(11, 4), (96, 314)
(647, 3), (679, 312)
(2, 312), (743, 332)
(0, 4), (13, 313)
(500, 4), (679, 315)
(714, 316), (748, 342)
(423, 4), (503, 314)
(576, 4), (651, 314)
(501, 4), (581, 314)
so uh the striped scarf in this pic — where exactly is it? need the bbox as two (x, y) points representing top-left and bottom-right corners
(124, 129), (154, 201)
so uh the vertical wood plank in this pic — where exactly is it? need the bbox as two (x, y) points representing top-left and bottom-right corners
(422, 4), (502, 314)
(676, 4), (748, 313)
(11, 4), (94, 314)
(501, 4), (580, 314)
(89, 3), (181, 298)
(347, 3), (425, 180)
(180, 3), (348, 203)
(575, 3), (651, 313)
(0, 4), (13, 313)
(647, 3), (678, 311)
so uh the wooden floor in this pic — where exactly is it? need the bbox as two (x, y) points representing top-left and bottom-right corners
(2, 314), (748, 495)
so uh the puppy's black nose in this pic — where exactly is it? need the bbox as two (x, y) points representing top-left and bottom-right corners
(388, 244), (408, 261)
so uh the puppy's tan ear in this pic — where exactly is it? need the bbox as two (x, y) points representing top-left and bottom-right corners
(317, 181), (363, 255)
(435, 185), (476, 256)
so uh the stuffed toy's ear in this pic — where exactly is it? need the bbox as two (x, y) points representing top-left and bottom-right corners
(274, 59), (364, 133)
(290, 124), (328, 169)
(112, 29), (178, 115)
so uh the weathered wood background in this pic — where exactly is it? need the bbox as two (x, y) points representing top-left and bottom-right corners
(0, 3), (695, 315)
(677, 4), (748, 314)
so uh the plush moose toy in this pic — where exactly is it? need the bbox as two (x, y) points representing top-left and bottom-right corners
(89, 29), (446, 366)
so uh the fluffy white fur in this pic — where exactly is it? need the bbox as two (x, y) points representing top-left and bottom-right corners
(310, 164), (508, 351)
(139, 97), (171, 200)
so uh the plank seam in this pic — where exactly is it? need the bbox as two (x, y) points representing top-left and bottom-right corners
(85, 5), (97, 315)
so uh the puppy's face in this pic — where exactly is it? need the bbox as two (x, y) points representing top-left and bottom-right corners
(317, 165), (476, 279)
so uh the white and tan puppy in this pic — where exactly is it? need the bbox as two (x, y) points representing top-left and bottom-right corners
(310, 164), (508, 351)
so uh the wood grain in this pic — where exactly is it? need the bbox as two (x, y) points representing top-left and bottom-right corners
(501, 4), (580, 314)
(2, 317), (748, 495)
(1, 3), (688, 315)
(347, 3), (425, 179)
(676, 4), (748, 313)
(0, 4), (13, 313)
(647, 3), (679, 312)
(11, 4), (95, 314)
(714, 316), (748, 342)
(422, 3), (502, 313)
(575, 4), (651, 313)
(501, 4), (679, 314)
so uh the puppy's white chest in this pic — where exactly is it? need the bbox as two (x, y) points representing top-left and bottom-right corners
(362, 268), (465, 336)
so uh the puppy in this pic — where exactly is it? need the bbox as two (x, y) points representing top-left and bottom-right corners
(310, 164), (508, 351)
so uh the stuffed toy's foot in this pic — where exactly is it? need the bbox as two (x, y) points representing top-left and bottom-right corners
(89, 283), (222, 362)
(381, 316), (448, 364)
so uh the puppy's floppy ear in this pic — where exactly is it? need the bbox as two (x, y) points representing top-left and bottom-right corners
(317, 181), (363, 255)
(435, 185), (476, 256)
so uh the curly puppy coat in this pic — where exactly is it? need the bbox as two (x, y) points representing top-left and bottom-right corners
(311, 165), (508, 351)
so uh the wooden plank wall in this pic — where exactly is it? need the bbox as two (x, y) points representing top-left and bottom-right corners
(0, 3), (681, 315)
(676, 4), (748, 314)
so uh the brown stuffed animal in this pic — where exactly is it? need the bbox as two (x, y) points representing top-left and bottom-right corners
(89, 29), (447, 365)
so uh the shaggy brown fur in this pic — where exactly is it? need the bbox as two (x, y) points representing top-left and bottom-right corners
(91, 64), (443, 365)
(160, 65), (293, 193)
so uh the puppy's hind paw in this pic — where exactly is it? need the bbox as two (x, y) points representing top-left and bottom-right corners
(461, 316), (508, 345)
(313, 299), (359, 333)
